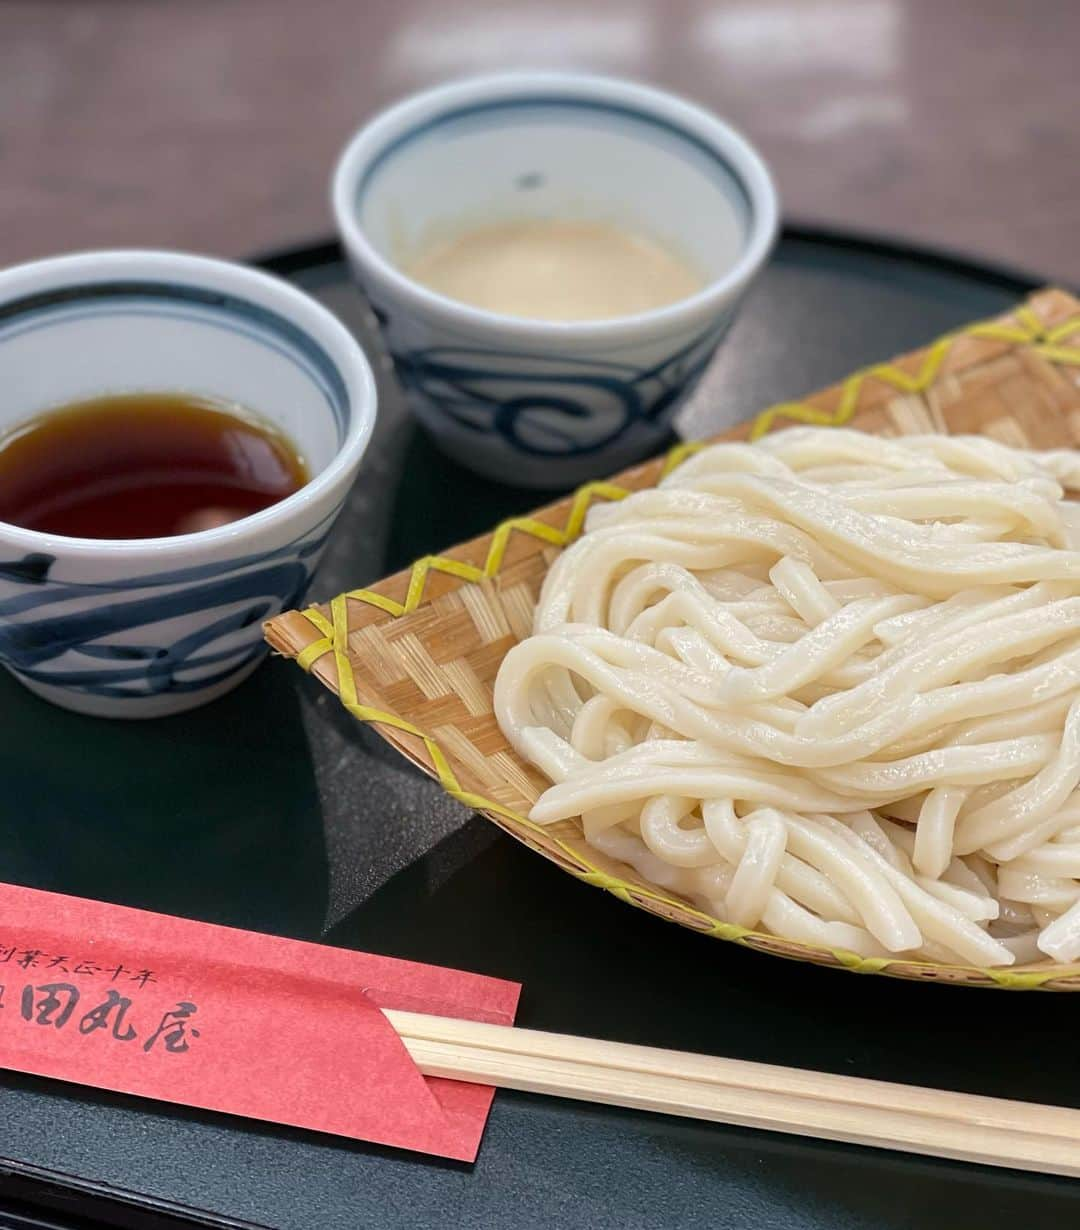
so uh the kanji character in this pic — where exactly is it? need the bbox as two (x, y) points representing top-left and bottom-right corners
(142, 1002), (200, 1054)
(20, 982), (80, 1028)
(78, 989), (137, 1041)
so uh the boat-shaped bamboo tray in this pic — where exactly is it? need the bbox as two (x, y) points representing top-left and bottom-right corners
(266, 287), (1080, 990)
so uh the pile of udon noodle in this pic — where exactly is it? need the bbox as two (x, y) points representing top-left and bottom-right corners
(494, 428), (1080, 967)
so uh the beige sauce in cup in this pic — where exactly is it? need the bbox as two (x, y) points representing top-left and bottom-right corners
(404, 219), (704, 322)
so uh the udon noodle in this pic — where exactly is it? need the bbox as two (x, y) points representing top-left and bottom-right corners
(494, 429), (1080, 966)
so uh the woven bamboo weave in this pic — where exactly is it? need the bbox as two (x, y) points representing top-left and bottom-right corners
(266, 288), (1080, 989)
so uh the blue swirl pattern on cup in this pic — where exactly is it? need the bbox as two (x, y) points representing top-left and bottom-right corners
(0, 512), (336, 700)
(383, 312), (733, 457)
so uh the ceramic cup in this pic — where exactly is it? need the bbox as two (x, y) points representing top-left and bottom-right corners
(0, 250), (376, 719)
(333, 71), (778, 488)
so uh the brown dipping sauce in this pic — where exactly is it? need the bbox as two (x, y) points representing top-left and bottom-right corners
(0, 393), (308, 539)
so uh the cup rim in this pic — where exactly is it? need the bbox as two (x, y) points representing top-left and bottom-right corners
(332, 70), (779, 343)
(0, 249), (377, 558)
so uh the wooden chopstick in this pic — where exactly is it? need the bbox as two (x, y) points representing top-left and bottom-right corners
(385, 1009), (1080, 1177)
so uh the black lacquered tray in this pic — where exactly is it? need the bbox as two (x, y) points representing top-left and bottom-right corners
(2, 228), (1078, 1230)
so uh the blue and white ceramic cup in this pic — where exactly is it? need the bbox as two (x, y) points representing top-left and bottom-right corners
(333, 72), (778, 488)
(0, 250), (376, 718)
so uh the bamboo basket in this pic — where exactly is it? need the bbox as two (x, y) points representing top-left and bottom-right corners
(266, 288), (1080, 990)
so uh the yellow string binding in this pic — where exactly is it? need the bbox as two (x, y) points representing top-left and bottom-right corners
(294, 306), (1080, 989)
